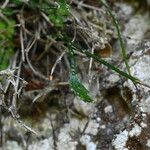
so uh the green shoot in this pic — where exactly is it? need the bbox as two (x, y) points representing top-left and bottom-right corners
(47, 0), (69, 27)
(68, 43), (93, 102)
(71, 43), (140, 84)
(0, 20), (15, 70)
(100, 0), (131, 75)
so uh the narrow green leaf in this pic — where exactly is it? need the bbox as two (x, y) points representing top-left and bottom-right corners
(68, 42), (93, 103)
(100, 0), (131, 75)
(84, 50), (139, 82)
(71, 43), (139, 83)
(69, 75), (93, 102)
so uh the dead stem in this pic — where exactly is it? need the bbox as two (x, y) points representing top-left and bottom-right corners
(50, 51), (66, 79)
(25, 38), (50, 81)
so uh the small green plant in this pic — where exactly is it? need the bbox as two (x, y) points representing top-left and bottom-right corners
(0, 20), (15, 70)
(29, 0), (70, 27)
(65, 39), (140, 102)
(0, 0), (69, 70)
(64, 36), (139, 103)
(47, 0), (69, 27)
(100, 0), (131, 75)
(59, 0), (148, 102)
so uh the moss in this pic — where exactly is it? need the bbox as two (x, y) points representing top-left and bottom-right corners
(0, 20), (16, 70)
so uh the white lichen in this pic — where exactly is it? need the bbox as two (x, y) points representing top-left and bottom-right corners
(107, 74), (120, 84)
(131, 55), (150, 85)
(129, 123), (142, 137)
(100, 125), (106, 129)
(140, 122), (147, 128)
(84, 119), (100, 135)
(104, 105), (113, 113)
(140, 96), (150, 113)
(74, 97), (96, 117)
(116, 2), (133, 17)
(28, 139), (53, 150)
(123, 14), (150, 52)
(146, 139), (150, 147)
(57, 129), (78, 150)
(4, 141), (22, 150)
(96, 117), (101, 122)
(127, 46), (150, 92)
(80, 135), (97, 150)
(112, 130), (129, 150)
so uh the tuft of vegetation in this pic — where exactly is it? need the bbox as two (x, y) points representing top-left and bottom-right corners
(47, 0), (69, 27)
(29, 0), (70, 27)
(0, 20), (15, 70)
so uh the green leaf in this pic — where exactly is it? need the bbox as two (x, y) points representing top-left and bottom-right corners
(0, 21), (6, 29)
(70, 42), (139, 83)
(84, 50), (139, 82)
(69, 75), (93, 102)
(48, 0), (69, 27)
(67, 39), (93, 103)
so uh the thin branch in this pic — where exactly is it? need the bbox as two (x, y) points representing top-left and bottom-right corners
(72, 0), (105, 13)
(20, 28), (25, 62)
(25, 38), (50, 81)
(1, 0), (9, 9)
(50, 51), (66, 79)
(88, 46), (94, 83)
